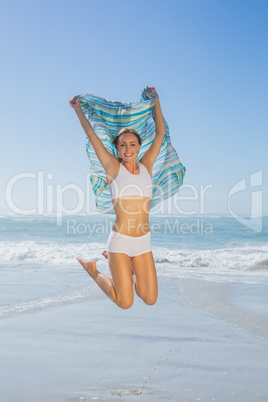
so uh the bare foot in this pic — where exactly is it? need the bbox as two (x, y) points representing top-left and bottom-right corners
(102, 250), (108, 259)
(77, 258), (97, 277)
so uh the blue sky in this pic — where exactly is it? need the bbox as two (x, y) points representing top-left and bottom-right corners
(1, 0), (267, 217)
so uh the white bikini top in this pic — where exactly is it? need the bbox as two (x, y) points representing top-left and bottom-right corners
(108, 162), (153, 200)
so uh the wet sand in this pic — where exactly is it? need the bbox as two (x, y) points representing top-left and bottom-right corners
(1, 276), (268, 401)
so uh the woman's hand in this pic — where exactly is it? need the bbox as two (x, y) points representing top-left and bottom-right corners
(69, 96), (81, 109)
(147, 86), (159, 100)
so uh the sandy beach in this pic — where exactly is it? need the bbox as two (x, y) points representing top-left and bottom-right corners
(1, 274), (268, 402)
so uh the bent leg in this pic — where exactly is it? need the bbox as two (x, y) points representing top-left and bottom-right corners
(77, 254), (134, 309)
(131, 252), (158, 305)
(77, 258), (117, 303)
(108, 252), (134, 309)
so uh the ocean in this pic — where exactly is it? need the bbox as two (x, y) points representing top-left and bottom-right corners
(1, 214), (268, 291)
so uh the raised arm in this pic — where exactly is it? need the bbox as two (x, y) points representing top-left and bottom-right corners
(140, 87), (166, 170)
(69, 96), (116, 170)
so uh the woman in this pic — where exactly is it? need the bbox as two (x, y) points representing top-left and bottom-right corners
(69, 87), (166, 309)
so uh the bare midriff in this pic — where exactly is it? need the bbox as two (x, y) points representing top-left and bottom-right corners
(112, 196), (151, 237)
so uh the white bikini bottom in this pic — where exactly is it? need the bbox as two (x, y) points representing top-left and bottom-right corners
(107, 230), (152, 257)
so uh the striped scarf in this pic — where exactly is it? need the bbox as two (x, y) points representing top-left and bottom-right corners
(76, 87), (186, 213)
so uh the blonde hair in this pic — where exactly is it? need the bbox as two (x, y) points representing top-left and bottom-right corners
(112, 128), (142, 148)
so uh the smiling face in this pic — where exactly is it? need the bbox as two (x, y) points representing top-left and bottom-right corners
(117, 132), (141, 162)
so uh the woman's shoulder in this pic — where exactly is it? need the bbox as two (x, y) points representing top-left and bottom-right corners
(139, 158), (152, 177)
(106, 159), (121, 185)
